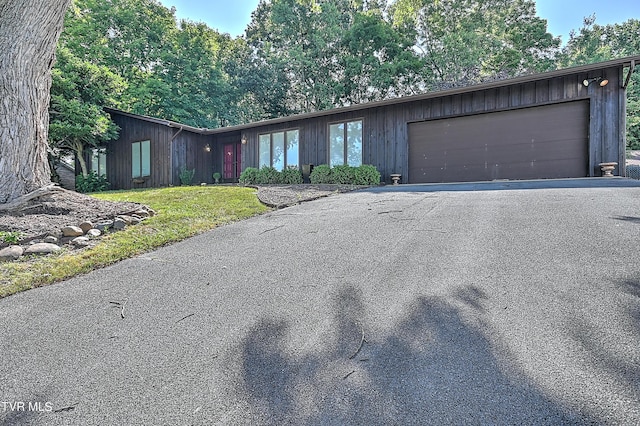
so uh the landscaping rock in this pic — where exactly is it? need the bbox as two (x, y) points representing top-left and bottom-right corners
(95, 220), (114, 231)
(62, 226), (84, 237)
(44, 236), (58, 244)
(86, 229), (101, 238)
(0, 245), (23, 261)
(24, 243), (61, 255)
(130, 217), (142, 225)
(79, 221), (94, 233)
(116, 215), (134, 225)
(133, 209), (149, 218)
(71, 236), (90, 247)
(146, 208), (156, 217)
(113, 218), (127, 230)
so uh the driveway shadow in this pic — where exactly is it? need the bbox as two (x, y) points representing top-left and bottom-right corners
(235, 285), (589, 424)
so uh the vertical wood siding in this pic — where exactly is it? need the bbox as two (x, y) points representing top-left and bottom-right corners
(237, 66), (625, 182)
(107, 114), (173, 190)
(108, 64), (627, 187)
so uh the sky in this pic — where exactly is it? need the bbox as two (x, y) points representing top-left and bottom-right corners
(157, 0), (639, 44)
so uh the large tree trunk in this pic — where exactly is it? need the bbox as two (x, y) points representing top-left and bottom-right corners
(0, 0), (72, 204)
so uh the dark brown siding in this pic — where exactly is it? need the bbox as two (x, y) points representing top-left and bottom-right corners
(107, 114), (173, 190)
(237, 65), (625, 183)
(408, 101), (589, 183)
(172, 132), (215, 185)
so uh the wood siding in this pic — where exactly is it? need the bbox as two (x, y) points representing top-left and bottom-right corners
(107, 114), (173, 189)
(232, 66), (625, 182)
(108, 62), (629, 187)
(107, 114), (221, 189)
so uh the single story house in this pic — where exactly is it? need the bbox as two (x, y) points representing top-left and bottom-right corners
(100, 56), (639, 189)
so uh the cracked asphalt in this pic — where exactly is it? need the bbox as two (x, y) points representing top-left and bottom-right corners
(1, 179), (640, 425)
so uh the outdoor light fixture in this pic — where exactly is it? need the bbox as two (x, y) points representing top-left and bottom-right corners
(583, 77), (609, 87)
(241, 135), (247, 144)
(204, 143), (211, 152)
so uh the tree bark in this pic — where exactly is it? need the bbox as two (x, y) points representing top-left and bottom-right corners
(0, 0), (72, 204)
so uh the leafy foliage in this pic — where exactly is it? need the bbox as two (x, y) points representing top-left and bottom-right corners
(309, 164), (333, 184)
(256, 166), (283, 184)
(562, 17), (640, 149)
(310, 164), (381, 184)
(53, 0), (637, 151)
(331, 165), (356, 184)
(179, 167), (196, 186)
(0, 231), (21, 245)
(239, 167), (260, 184)
(354, 165), (381, 185)
(75, 171), (110, 193)
(280, 167), (304, 184)
(49, 47), (124, 177)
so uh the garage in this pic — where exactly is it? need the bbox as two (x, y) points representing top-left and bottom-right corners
(408, 101), (589, 183)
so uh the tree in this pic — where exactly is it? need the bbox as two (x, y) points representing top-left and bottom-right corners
(562, 17), (640, 149)
(245, 0), (422, 115)
(0, 0), (72, 205)
(49, 47), (125, 177)
(389, 0), (560, 89)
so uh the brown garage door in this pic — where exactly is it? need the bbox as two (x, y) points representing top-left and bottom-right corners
(408, 101), (589, 183)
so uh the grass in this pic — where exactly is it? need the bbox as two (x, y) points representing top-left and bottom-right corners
(0, 186), (269, 298)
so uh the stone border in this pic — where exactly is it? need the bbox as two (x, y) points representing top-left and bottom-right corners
(0, 207), (156, 262)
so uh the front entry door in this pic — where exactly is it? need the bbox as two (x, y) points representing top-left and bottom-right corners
(223, 143), (242, 182)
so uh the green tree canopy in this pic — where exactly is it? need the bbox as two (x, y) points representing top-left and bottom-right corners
(49, 47), (125, 177)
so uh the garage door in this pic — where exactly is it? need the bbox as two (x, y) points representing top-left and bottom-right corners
(408, 101), (589, 183)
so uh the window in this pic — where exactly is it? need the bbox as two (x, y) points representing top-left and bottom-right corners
(90, 148), (107, 176)
(132, 140), (150, 178)
(329, 120), (362, 166)
(258, 130), (299, 171)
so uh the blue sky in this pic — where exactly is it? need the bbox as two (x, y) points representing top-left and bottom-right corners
(158, 0), (639, 44)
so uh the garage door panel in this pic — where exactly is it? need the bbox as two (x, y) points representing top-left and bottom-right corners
(408, 101), (589, 183)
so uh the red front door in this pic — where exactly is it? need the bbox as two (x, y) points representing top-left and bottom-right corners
(223, 143), (242, 181)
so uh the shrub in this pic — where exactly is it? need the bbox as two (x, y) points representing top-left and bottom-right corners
(331, 165), (356, 184)
(239, 167), (259, 184)
(354, 164), (381, 185)
(309, 164), (332, 184)
(212, 172), (221, 183)
(76, 172), (110, 193)
(0, 231), (21, 244)
(281, 167), (303, 184)
(256, 166), (282, 184)
(179, 166), (195, 185)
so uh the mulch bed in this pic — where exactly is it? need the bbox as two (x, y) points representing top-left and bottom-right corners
(0, 190), (142, 243)
(254, 184), (367, 208)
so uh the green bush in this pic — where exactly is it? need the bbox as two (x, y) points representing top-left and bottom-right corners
(331, 165), (356, 184)
(179, 166), (195, 185)
(256, 166), (282, 184)
(76, 172), (110, 193)
(309, 164), (332, 184)
(0, 231), (21, 244)
(281, 167), (303, 184)
(354, 164), (381, 185)
(239, 167), (259, 184)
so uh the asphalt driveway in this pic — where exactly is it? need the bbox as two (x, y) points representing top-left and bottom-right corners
(1, 180), (640, 424)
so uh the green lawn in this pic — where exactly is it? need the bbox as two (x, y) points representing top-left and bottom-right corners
(0, 186), (269, 298)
